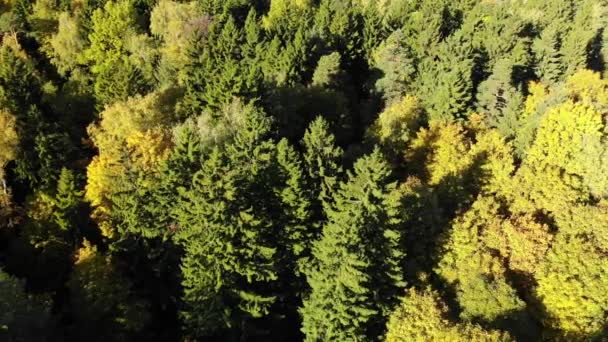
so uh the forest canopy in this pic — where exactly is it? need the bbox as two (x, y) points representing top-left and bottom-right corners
(1, 0), (608, 341)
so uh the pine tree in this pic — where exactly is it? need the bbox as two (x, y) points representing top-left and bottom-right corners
(301, 149), (406, 341)
(415, 34), (475, 122)
(0, 42), (70, 188)
(85, 0), (152, 106)
(371, 29), (417, 100)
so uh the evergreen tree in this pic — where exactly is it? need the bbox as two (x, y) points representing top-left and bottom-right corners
(181, 13), (263, 116)
(533, 24), (564, 84)
(174, 108), (280, 338)
(476, 58), (524, 139)
(85, 0), (152, 106)
(53, 168), (83, 237)
(371, 29), (417, 100)
(302, 117), (344, 214)
(275, 138), (314, 275)
(301, 149), (406, 341)
(415, 34), (475, 122)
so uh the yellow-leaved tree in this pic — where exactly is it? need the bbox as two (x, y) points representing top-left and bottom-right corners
(0, 109), (18, 186)
(85, 91), (176, 238)
(386, 288), (512, 342)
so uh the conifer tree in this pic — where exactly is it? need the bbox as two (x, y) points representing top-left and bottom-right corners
(181, 12), (262, 116)
(302, 116), (344, 214)
(301, 149), (406, 341)
(85, 0), (152, 106)
(53, 168), (83, 237)
(371, 29), (417, 100)
(275, 138), (314, 275)
(174, 108), (280, 337)
(533, 24), (564, 84)
(476, 59), (524, 139)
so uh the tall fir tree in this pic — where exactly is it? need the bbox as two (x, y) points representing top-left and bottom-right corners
(301, 148), (406, 341)
(174, 108), (280, 338)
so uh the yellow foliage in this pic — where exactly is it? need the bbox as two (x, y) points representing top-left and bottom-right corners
(386, 288), (512, 342)
(89, 92), (175, 151)
(75, 239), (98, 265)
(262, 0), (313, 30)
(125, 128), (172, 171)
(409, 121), (473, 186)
(521, 81), (549, 122)
(85, 92), (175, 238)
(25, 191), (56, 224)
(553, 203), (608, 253)
(85, 153), (123, 209)
(509, 100), (607, 212)
(536, 234), (608, 337)
(437, 197), (526, 321)
(368, 95), (422, 151)
(0, 110), (18, 180)
(150, 0), (200, 80)
(483, 213), (552, 274)
(470, 128), (516, 196)
(1, 33), (28, 60)
(565, 69), (608, 110)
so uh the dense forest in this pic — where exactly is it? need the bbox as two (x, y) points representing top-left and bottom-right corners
(1, 0), (608, 341)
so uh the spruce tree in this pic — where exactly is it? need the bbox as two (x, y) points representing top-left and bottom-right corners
(301, 149), (406, 341)
(476, 59), (524, 138)
(533, 24), (564, 84)
(275, 138), (314, 276)
(302, 117), (344, 216)
(53, 168), (83, 237)
(181, 13), (263, 116)
(174, 108), (280, 338)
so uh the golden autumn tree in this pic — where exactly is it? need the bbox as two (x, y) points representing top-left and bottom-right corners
(367, 95), (423, 161)
(85, 91), (176, 238)
(0, 109), (17, 186)
(436, 196), (526, 322)
(386, 288), (512, 342)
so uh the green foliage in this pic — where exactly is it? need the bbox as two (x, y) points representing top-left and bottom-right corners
(67, 241), (151, 341)
(180, 12), (262, 116)
(371, 29), (416, 100)
(53, 168), (83, 234)
(415, 35), (474, 121)
(311, 51), (342, 88)
(302, 116), (343, 210)
(301, 149), (405, 341)
(4, 0), (608, 340)
(85, 0), (153, 105)
(476, 59), (524, 138)
(0, 271), (53, 342)
(0, 40), (71, 188)
(174, 107), (281, 337)
(48, 12), (87, 76)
